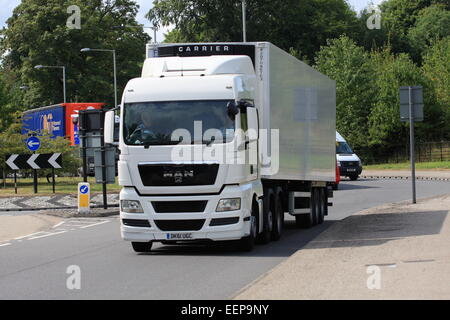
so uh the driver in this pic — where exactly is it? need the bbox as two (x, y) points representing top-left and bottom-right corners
(129, 112), (155, 143)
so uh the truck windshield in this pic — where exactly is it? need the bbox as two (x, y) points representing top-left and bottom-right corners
(336, 142), (353, 155)
(123, 100), (235, 146)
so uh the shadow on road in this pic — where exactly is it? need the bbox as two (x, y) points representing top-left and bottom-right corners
(338, 182), (379, 190)
(305, 210), (448, 249)
(137, 219), (335, 258)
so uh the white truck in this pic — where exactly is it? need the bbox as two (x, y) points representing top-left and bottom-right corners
(104, 42), (336, 253)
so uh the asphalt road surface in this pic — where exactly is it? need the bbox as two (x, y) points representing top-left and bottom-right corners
(1, 178), (449, 299)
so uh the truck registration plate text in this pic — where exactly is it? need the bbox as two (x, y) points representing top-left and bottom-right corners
(166, 233), (193, 240)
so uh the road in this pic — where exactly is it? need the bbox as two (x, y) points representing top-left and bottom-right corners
(0, 178), (449, 299)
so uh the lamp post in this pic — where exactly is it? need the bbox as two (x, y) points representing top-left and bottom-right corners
(242, 0), (247, 42)
(80, 48), (117, 108)
(34, 65), (66, 103)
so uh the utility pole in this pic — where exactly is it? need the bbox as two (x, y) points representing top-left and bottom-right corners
(242, 0), (247, 42)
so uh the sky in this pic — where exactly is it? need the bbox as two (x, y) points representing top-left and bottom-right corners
(0, 0), (384, 40)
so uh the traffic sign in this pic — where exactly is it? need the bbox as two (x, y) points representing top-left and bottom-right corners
(26, 136), (41, 151)
(5, 153), (62, 170)
(400, 86), (424, 122)
(78, 182), (90, 214)
(79, 184), (89, 194)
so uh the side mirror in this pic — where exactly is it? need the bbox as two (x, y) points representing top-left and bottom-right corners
(104, 111), (115, 144)
(227, 101), (239, 121)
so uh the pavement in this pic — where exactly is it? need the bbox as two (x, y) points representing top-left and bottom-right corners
(361, 169), (450, 181)
(234, 193), (450, 300)
(0, 193), (119, 211)
(0, 214), (62, 243)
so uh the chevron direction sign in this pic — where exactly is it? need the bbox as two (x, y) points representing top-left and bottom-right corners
(5, 153), (62, 170)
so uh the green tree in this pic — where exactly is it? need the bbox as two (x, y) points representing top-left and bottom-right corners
(315, 36), (375, 156)
(407, 4), (450, 61)
(422, 37), (450, 135)
(376, 0), (449, 56)
(147, 0), (360, 62)
(368, 48), (444, 150)
(0, 0), (150, 110)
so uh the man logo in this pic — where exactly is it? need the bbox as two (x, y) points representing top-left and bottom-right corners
(163, 170), (194, 183)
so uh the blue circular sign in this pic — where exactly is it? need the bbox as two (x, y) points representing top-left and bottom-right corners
(79, 185), (89, 194)
(26, 136), (41, 152)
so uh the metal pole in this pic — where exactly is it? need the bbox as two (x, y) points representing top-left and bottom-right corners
(409, 86), (416, 204)
(33, 151), (38, 194)
(80, 114), (88, 183)
(14, 171), (17, 194)
(113, 50), (118, 108)
(52, 168), (55, 193)
(100, 110), (108, 209)
(62, 66), (66, 103)
(242, 0), (247, 42)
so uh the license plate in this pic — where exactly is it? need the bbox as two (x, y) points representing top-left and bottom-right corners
(347, 168), (356, 172)
(166, 233), (193, 240)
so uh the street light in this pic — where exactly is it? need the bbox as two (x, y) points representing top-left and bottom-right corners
(34, 65), (66, 103)
(81, 48), (117, 108)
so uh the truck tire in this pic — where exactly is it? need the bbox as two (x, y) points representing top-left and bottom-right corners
(317, 188), (326, 224)
(238, 205), (258, 252)
(256, 188), (273, 244)
(295, 189), (314, 228)
(349, 174), (358, 181)
(332, 183), (339, 190)
(131, 242), (153, 253)
(312, 188), (320, 226)
(271, 187), (284, 241)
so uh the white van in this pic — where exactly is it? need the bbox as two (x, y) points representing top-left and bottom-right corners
(336, 132), (362, 181)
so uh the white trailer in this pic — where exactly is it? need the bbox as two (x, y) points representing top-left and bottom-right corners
(104, 42), (336, 252)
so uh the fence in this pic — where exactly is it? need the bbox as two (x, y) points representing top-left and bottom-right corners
(368, 141), (450, 164)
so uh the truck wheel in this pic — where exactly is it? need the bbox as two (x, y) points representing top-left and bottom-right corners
(271, 188), (284, 241)
(312, 188), (320, 226)
(332, 183), (339, 190)
(131, 242), (153, 253)
(317, 188), (326, 224)
(256, 188), (273, 244)
(238, 207), (257, 252)
(349, 174), (358, 181)
(295, 189), (314, 228)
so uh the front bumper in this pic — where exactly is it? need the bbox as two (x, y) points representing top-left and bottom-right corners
(339, 166), (362, 176)
(119, 184), (254, 242)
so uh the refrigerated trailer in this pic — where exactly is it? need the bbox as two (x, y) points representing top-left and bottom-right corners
(104, 42), (336, 252)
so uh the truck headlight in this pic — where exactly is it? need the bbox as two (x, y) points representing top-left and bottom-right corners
(216, 198), (241, 212)
(121, 200), (144, 213)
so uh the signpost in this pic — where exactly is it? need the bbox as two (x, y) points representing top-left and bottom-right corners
(26, 136), (41, 193)
(78, 182), (90, 214)
(400, 86), (424, 204)
(5, 153), (62, 193)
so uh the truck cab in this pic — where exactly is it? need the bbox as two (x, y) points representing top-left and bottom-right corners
(336, 132), (362, 181)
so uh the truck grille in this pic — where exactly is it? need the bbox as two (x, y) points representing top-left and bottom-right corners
(138, 164), (219, 186)
(154, 219), (205, 231)
(152, 201), (208, 213)
(340, 161), (357, 167)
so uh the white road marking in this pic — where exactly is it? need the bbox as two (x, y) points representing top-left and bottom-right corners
(0, 243), (12, 247)
(28, 231), (67, 240)
(14, 231), (48, 240)
(52, 221), (65, 229)
(80, 220), (110, 229)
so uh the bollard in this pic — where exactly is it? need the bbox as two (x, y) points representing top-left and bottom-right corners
(78, 182), (90, 214)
